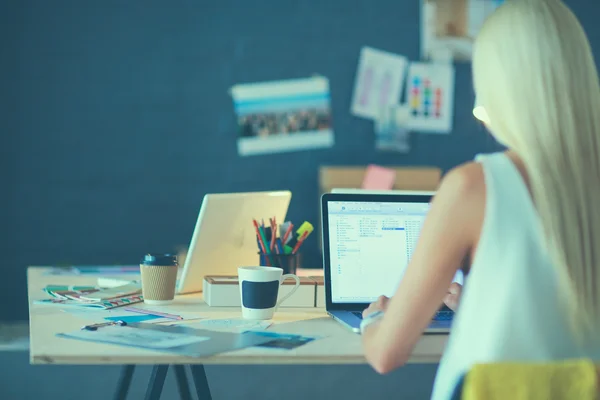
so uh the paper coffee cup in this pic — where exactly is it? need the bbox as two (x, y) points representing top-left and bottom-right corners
(140, 253), (178, 305)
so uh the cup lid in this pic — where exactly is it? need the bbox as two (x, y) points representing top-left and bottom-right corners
(141, 253), (178, 266)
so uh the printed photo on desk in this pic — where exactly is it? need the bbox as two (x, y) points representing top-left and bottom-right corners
(231, 76), (334, 156)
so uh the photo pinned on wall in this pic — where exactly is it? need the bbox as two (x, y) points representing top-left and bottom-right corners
(405, 62), (455, 134)
(351, 46), (408, 120)
(375, 105), (411, 153)
(231, 76), (334, 156)
(421, 0), (504, 61)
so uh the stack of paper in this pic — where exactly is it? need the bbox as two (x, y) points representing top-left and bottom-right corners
(37, 283), (144, 310)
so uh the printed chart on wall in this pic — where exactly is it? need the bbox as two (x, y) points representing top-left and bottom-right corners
(231, 76), (334, 156)
(421, 0), (505, 61)
(406, 62), (455, 134)
(351, 46), (408, 120)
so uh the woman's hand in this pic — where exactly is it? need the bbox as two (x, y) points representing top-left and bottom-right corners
(443, 282), (462, 312)
(363, 295), (390, 318)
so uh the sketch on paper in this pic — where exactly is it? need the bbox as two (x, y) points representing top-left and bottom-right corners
(351, 47), (408, 120)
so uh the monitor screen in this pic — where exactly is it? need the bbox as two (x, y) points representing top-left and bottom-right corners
(327, 200), (463, 304)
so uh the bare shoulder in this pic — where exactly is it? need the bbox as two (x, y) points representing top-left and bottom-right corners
(434, 162), (486, 222)
(440, 162), (485, 195)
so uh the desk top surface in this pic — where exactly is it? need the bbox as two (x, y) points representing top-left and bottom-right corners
(27, 267), (448, 365)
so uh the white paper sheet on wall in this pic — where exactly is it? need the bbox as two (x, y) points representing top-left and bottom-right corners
(375, 105), (411, 153)
(405, 62), (455, 134)
(468, 0), (505, 37)
(420, 0), (505, 61)
(351, 47), (408, 120)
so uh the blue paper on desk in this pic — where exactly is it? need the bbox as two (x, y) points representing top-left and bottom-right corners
(247, 331), (318, 350)
(57, 323), (274, 357)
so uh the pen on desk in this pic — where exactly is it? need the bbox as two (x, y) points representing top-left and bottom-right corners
(82, 320), (127, 331)
(258, 226), (271, 255)
(268, 218), (274, 251)
(254, 220), (274, 265)
(270, 218), (278, 251)
(291, 230), (310, 254)
(253, 219), (268, 254)
(124, 307), (183, 320)
(282, 223), (294, 244)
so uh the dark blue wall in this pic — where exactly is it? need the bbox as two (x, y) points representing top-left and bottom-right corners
(3, 0), (599, 320)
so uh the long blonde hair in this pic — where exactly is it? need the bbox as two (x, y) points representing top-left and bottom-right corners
(473, 0), (600, 340)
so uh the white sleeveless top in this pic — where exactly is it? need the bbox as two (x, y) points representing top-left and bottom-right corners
(431, 152), (600, 400)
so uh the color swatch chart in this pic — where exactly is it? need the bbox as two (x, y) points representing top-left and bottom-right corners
(406, 62), (455, 134)
(410, 77), (443, 119)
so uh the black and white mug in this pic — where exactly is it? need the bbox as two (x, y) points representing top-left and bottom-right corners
(238, 266), (300, 320)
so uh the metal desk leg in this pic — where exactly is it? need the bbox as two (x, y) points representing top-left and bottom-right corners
(174, 365), (192, 400)
(114, 365), (135, 400)
(190, 365), (212, 400)
(144, 365), (169, 400)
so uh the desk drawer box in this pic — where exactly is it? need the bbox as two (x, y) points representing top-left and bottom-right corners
(203, 276), (316, 307)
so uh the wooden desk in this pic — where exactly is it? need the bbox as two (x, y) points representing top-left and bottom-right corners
(28, 267), (448, 399)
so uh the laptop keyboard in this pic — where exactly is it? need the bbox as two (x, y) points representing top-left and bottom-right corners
(353, 310), (452, 321)
(434, 310), (454, 321)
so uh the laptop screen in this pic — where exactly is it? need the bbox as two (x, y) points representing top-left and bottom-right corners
(327, 200), (463, 304)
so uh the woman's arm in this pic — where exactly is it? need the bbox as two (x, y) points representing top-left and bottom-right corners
(361, 163), (485, 374)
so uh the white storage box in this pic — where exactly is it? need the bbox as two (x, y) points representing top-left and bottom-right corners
(203, 275), (317, 308)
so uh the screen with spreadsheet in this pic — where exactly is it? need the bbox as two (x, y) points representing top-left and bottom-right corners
(327, 200), (463, 304)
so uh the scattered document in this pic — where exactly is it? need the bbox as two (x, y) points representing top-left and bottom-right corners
(421, 0), (504, 61)
(375, 105), (411, 153)
(351, 47), (408, 120)
(231, 76), (334, 156)
(61, 326), (210, 349)
(35, 293), (144, 309)
(62, 308), (203, 324)
(249, 331), (319, 350)
(362, 165), (396, 190)
(78, 283), (141, 302)
(58, 323), (275, 357)
(405, 62), (455, 134)
(187, 318), (272, 333)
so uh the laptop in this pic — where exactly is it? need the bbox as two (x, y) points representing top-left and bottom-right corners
(176, 191), (292, 294)
(321, 192), (462, 334)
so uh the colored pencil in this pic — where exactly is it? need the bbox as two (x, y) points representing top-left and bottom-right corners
(291, 230), (309, 254)
(124, 307), (183, 320)
(252, 219), (268, 254)
(282, 223), (294, 244)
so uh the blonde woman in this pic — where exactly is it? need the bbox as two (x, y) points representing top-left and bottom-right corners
(360, 0), (600, 398)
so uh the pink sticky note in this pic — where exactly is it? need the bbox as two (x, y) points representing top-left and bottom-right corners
(361, 165), (396, 190)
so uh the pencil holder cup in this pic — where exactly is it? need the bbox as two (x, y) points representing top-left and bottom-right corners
(258, 252), (301, 275)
